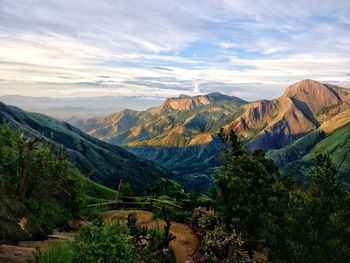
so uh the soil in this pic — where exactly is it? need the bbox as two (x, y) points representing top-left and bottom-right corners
(0, 231), (73, 263)
(101, 210), (200, 263)
(1, 210), (199, 263)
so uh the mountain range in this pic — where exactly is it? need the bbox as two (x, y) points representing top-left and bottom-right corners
(0, 95), (163, 120)
(70, 80), (350, 190)
(0, 102), (171, 192)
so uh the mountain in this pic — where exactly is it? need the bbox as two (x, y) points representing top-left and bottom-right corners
(267, 108), (350, 187)
(0, 102), (171, 192)
(70, 80), (350, 190)
(226, 79), (350, 151)
(0, 95), (163, 120)
(70, 93), (247, 191)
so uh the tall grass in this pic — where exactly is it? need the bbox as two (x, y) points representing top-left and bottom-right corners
(30, 242), (74, 263)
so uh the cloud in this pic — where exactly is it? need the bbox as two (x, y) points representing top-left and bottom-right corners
(152, 67), (174, 72)
(0, 0), (349, 101)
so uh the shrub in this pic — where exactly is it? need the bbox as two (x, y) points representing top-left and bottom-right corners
(73, 222), (134, 263)
(30, 242), (74, 263)
(191, 207), (250, 263)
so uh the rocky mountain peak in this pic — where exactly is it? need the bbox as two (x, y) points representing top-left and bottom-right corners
(153, 92), (246, 114)
(283, 79), (343, 112)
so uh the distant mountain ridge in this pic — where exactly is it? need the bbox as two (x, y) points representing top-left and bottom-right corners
(0, 95), (163, 120)
(0, 102), (172, 192)
(70, 80), (350, 190)
(71, 92), (247, 191)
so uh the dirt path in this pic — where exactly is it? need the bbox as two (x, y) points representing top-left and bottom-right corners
(1, 210), (199, 263)
(0, 231), (73, 263)
(101, 210), (199, 263)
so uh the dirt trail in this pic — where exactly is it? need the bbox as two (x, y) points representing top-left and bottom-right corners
(101, 210), (199, 263)
(0, 231), (73, 263)
(1, 210), (198, 263)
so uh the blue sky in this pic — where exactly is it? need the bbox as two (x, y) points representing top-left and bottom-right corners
(0, 0), (349, 100)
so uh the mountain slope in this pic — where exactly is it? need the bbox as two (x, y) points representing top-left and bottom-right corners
(267, 108), (350, 187)
(227, 79), (350, 151)
(70, 80), (350, 190)
(0, 102), (171, 192)
(70, 93), (247, 191)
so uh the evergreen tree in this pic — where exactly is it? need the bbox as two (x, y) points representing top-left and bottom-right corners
(214, 129), (281, 254)
(266, 151), (350, 262)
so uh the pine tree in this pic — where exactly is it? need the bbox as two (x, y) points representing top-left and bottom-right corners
(267, 151), (350, 262)
(214, 129), (280, 254)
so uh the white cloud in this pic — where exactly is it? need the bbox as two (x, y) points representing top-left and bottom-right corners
(0, 0), (349, 101)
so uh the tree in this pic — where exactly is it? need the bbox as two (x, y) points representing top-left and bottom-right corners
(214, 129), (280, 254)
(306, 151), (350, 262)
(266, 151), (350, 262)
(0, 123), (82, 233)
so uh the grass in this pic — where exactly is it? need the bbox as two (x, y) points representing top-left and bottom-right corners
(80, 175), (117, 200)
(269, 124), (350, 187)
(30, 242), (74, 263)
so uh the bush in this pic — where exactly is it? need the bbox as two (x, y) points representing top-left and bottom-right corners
(74, 223), (134, 263)
(28, 212), (176, 263)
(191, 207), (250, 263)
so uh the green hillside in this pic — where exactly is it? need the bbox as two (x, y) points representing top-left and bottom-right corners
(70, 83), (350, 191)
(268, 124), (350, 187)
(71, 93), (246, 191)
(0, 102), (172, 192)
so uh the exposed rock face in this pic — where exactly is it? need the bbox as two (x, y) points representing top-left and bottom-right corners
(69, 92), (246, 190)
(155, 96), (211, 112)
(227, 79), (350, 151)
(152, 92), (244, 114)
(283, 79), (348, 112)
(69, 80), (350, 190)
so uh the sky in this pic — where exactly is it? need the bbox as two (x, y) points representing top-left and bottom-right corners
(0, 0), (350, 101)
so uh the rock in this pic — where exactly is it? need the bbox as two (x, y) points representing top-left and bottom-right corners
(0, 245), (34, 263)
(0, 199), (44, 244)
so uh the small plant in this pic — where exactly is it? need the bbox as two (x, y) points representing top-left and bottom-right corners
(29, 242), (74, 263)
(162, 207), (176, 248)
(127, 213), (139, 236)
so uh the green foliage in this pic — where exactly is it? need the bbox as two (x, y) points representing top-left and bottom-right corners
(73, 222), (134, 263)
(214, 129), (280, 252)
(30, 242), (74, 263)
(81, 176), (116, 201)
(0, 122), (22, 196)
(120, 182), (134, 197)
(151, 178), (212, 222)
(0, 123), (82, 234)
(0, 102), (172, 193)
(265, 151), (350, 262)
(268, 124), (350, 187)
(152, 178), (188, 201)
(31, 218), (176, 263)
(214, 129), (350, 261)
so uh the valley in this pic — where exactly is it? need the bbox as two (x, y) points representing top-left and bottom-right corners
(1, 80), (350, 262)
(2, 1), (350, 261)
(0, 102), (171, 192)
(69, 79), (350, 190)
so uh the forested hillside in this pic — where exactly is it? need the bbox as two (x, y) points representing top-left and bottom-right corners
(0, 102), (172, 192)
